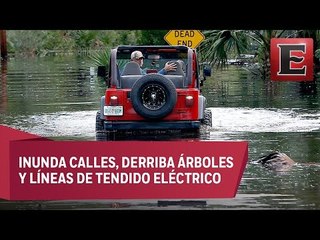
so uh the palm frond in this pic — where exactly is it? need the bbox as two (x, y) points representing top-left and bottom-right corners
(200, 30), (249, 68)
(89, 49), (110, 67)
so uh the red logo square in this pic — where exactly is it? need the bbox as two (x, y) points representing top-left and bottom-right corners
(270, 38), (313, 81)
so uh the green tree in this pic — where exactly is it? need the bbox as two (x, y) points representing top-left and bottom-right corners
(199, 30), (291, 79)
(137, 30), (168, 45)
(41, 30), (75, 53)
(7, 30), (141, 55)
(69, 30), (99, 50)
(8, 30), (46, 56)
(295, 30), (320, 73)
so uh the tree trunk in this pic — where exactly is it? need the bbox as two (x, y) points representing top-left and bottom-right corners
(259, 47), (270, 80)
(0, 30), (8, 60)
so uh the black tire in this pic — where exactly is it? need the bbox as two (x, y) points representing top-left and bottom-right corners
(95, 111), (118, 141)
(96, 111), (106, 140)
(201, 108), (212, 127)
(130, 74), (177, 119)
(96, 111), (104, 131)
(96, 130), (107, 141)
(96, 131), (117, 141)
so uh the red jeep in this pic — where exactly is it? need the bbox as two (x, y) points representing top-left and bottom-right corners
(96, 45), (211, 140)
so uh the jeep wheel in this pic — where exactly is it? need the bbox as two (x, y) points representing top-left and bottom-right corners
(96, 111), (104, 131)
(96, 130), (117, 141)
(201, 108), (212, 127)
(130, 74), (177, 119)
(95, 111), (118, 141)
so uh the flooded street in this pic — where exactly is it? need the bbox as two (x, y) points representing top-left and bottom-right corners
(1, 55), (320, 210)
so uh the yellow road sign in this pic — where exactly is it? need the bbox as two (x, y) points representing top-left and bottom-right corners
(164, 30), (205, 49)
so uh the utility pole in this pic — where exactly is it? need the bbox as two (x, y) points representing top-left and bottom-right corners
(0, 30), (8, 60)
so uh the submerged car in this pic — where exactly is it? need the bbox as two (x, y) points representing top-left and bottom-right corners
(96, 45), (212, 140)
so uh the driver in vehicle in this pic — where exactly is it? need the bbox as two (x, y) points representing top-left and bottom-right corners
(130, 50), (177, 75)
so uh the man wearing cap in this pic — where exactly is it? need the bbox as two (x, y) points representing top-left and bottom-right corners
(130, 50), (177, 75)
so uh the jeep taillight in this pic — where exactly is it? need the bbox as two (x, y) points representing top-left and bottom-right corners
(185, 95), (194, 107)
(110, 96), (118, 105)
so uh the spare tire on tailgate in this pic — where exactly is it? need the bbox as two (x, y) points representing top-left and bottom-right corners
(130, 74), (177, 119)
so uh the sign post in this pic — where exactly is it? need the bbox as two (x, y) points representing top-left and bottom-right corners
(164, 30), (205, 49)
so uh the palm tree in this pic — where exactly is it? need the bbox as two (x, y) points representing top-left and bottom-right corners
(199, 30), (291, 79)
(295, 30), (320, 75)
(0, 30), (7, 60)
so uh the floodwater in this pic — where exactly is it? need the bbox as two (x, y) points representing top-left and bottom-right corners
(1, 55), (320, 210)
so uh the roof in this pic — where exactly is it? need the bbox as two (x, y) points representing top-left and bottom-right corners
(116, 45), (190, 53)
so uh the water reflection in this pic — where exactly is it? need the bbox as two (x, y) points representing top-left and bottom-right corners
(299, 81), (317, 96)
(1, 57), (320, 210)
(0, 60), (8, 113)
